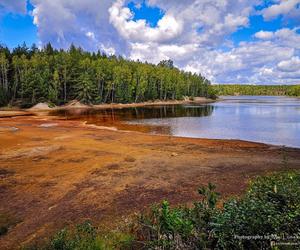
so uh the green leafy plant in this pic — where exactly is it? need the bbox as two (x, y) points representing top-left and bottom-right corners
(133, 173), (300, 249)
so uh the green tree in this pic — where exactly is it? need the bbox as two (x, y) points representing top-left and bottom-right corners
(0, 43), (217, 107)
(0, 52), (9, 105)
(48, 70), (60, 103)
(75, 71), (96, 104)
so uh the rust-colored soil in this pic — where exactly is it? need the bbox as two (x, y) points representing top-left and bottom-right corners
(0, 115), (300, 249)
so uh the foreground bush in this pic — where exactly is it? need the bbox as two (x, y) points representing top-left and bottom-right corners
(214, 172), (300, 249)
(134, 171), (300, 249)
(35, 171), (300, 249)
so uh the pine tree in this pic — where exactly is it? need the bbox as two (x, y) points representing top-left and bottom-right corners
(75, 71), (96, 104)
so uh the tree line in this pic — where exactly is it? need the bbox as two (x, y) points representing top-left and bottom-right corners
(213, 84), (300, 97)
(0, 43), (215, 107)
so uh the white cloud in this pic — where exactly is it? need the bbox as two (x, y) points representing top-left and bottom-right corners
(30, 0), (121, 51)
(262, 0), (300, 20)
(179, 39), (297, 84)
(109, 0), (183, 43)
(100, 44), (116, 55)
(254, 31), (274, 40)
(1, 0), (300, 84)
(254, 28), (300, 49)
(129, 42), (198, 64)
(0, 0), (27, 14)
(277, 57), (300, 72)
(86, 31), (95, 40)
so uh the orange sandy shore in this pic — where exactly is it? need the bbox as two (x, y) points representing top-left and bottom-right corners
(0, 113), (300, 249)
(0, 98), (216, 116)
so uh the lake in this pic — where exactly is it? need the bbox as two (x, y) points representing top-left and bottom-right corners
(51, 96), (300, 148)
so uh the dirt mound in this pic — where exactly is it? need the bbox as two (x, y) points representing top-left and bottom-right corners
(29, 103), (53, 110)
(65, 100), (90, 108)
(193, 97), (214, 103)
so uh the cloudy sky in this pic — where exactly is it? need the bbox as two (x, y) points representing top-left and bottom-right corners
(0, 0), (300, 85)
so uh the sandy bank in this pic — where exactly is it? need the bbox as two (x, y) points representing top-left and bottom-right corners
(0, 115), (299, 249)
(0, 98), (216, 118)
(92, 98), (216, 110)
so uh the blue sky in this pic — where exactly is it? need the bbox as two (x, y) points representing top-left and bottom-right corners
(0, 0), (299, 85)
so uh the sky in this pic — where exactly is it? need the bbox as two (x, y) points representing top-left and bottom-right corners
(0, 0), (300, 85)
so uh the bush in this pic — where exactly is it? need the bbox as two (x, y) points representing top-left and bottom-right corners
(32, 221), (133, 250)
(214, 172), (300, 249)
(133, 172), (300, 249)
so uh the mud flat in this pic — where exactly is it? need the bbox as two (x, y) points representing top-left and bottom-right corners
(0, 114), (300, 249)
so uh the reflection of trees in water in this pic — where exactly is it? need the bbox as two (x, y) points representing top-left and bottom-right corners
(129, 105), (214, 119)
(49, 105), (214, 123)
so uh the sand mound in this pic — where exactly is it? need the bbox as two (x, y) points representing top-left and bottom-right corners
(29, 103), (53, 110)
(65, 100), (90, 108)
(193, 97), (214, 103)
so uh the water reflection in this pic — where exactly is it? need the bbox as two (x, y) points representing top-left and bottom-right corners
(50, 105), (214, 122)
(131, 96), (300, 148)
(49, 96), (300, 148)
(50, 105), (214, 136)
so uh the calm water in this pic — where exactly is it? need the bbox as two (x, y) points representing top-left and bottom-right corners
(51, 96), (300, 148)
(128, 96), (300, 148)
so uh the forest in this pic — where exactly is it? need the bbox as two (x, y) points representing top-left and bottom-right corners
(213, 84), (300, 96)
(0, 43), (214, 107)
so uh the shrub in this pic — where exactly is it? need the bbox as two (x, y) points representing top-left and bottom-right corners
(34, 221), (133, 250)
(214, 172), (300, 249)
(133, 172), (300, 249)
(133, 183), (220, 249)
(49, 221), (102, 250)
(134, 201), (195, 249)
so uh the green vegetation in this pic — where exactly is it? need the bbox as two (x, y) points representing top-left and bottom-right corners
(26, 221), (133, 250)
(0, 43), (214, 107)
(213, 84), (300, 97)
(30, 171), (300, 250)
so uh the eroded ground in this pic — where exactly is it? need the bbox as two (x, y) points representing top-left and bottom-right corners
(0, 114), (300, 249)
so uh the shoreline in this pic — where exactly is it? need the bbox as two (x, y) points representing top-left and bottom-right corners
(1, 97), (299, 149)
(0, 98), (216, 116)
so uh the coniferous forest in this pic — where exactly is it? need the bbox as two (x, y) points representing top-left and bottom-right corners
(0, 43), (215, 107)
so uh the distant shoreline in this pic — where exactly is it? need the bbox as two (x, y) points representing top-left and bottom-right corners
(58, 97), (216, 110)
(0, 98), (216, 117)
